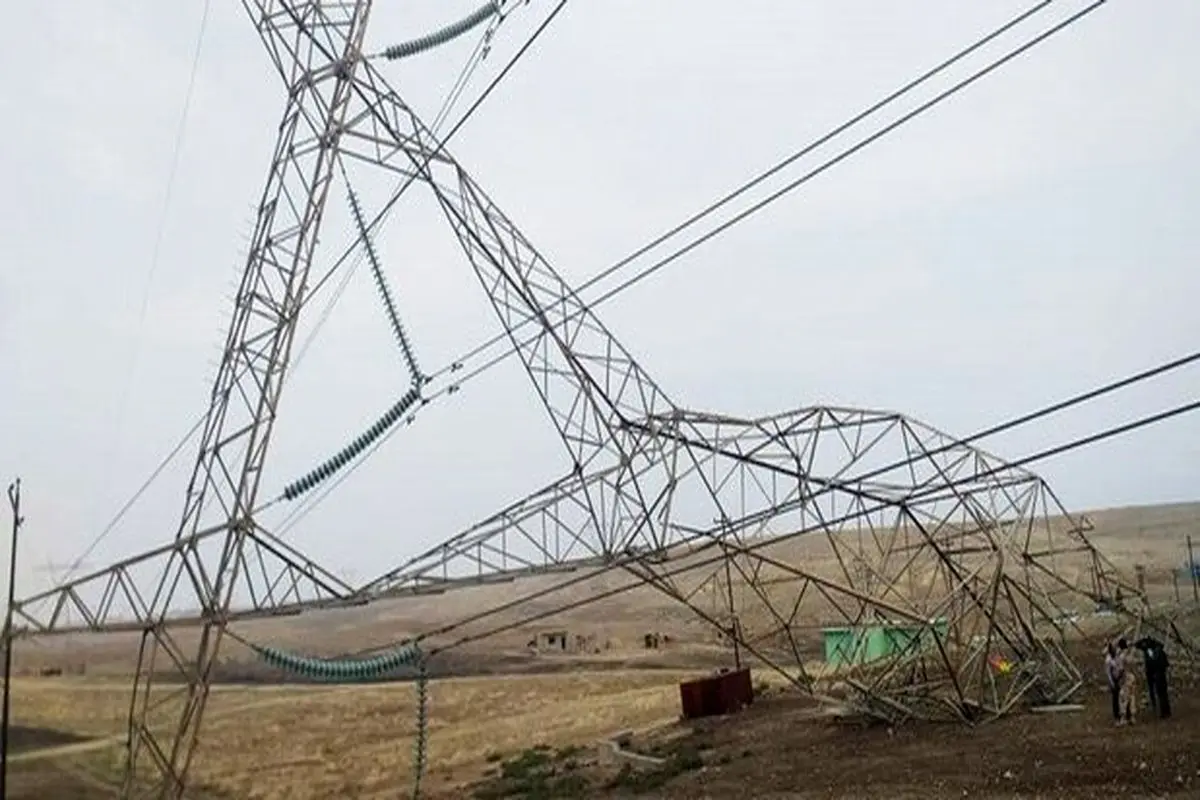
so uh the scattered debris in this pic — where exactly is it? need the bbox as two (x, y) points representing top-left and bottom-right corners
(606, 735), (665, 767)
(1031, 704), (1085, 713)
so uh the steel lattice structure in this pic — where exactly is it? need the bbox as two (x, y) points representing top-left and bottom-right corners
(10, 1), (1149, 797)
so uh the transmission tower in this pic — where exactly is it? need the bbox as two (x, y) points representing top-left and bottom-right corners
(7, 1), (1170, 797)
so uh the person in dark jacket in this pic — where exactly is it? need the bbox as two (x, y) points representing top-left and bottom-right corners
(1133, 636), (1171, 718)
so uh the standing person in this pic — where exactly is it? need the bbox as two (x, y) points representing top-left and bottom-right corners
(1104, 642), (1122, 722)
(1133, 635), (1171, 719)
(1115, 638), (1137, 725)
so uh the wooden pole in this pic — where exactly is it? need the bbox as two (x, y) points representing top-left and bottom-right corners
(2, 478), (24, 799)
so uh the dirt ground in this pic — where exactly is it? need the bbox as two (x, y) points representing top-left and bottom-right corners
(464, 639), (1200, 799)
(647, 683), (1199, 798)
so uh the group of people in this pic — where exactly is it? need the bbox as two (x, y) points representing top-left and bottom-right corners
(1104, 635), (1172, 725)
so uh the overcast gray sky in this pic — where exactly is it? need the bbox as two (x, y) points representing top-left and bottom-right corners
(1, 0), (1197, 603)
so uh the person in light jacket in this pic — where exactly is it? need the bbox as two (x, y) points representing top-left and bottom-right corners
(1103, 641), (1121, 722)
(1115, 637), (1137, 725)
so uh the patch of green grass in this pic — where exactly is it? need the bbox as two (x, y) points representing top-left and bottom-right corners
(472, 745), (593, 799)
(553, 744), (583, 761)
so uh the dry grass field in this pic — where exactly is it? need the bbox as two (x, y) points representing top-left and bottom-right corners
(6, 500), (1200, 798)
(9, 670), (699, 798)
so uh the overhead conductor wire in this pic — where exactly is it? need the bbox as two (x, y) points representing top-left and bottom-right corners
(277, 0), (1113, 534)
(407, 0), (1065, 391)
(60, 1), (212, 588)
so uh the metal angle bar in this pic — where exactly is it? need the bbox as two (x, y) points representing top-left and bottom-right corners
(646, 422), (903, 510)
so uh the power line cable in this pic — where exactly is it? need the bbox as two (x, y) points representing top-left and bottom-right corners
(581, 1), (1107, 318)
(910, 400), (1200, 503)
(436, 0), (1110, 390)
(58, 416), (207, 585)
(434, 1), (1111, 401)
(274, 0), (1112, 530)
(430, 6), (503, 132)
(926, 349), (1200, 460)
(414, 0), (1065, 387)
(62, 2), (212, 586)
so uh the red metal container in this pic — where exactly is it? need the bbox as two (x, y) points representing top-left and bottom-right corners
(679, 667), (753, 719)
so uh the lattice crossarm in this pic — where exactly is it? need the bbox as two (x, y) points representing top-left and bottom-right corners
(11, 534), (354, 639)
(356, 466), (617, 596)
(357, 455), (683, 599)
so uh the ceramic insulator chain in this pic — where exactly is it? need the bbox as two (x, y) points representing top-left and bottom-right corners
(246, 637), (430, 798)
(346, 185), (422, 382)
(380, 1), (501, 61)
(281, 386), (423, 501)
(252, 641), (423, 681)
(412, 661), (430, 799)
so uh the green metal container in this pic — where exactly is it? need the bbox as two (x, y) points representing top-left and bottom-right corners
(822, 619), (949, 666)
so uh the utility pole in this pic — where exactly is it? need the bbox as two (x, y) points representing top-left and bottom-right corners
(2, 478), (24, 799)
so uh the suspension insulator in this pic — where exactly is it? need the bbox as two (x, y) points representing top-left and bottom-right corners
(282, 386), (422, 501)
(252, 640), (422, 682)
(412, 661), (430, 799)
(346, 184), (422, 383)
(381, 1), (500, 61)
